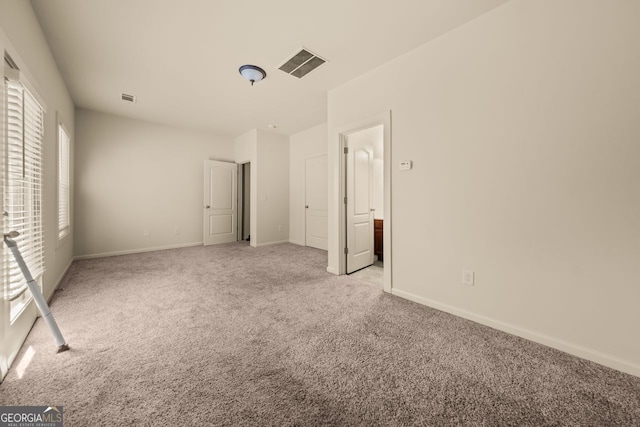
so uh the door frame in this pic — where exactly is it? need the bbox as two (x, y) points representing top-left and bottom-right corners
(337, 111), (392, 292)
(237, 164), (244, 242)
(237, 162), (252, 242)
(234, 157), (257, 248)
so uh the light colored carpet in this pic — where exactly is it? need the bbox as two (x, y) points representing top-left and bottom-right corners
(1, 242), (639, 425)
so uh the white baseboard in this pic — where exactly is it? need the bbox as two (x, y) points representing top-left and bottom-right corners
(289, 239), (305, 246)
(47, 258), (75, 303)
(254, 240), (289, 247)
(56, 258), (74, 286)
(326, 266), (338, 275)
(75, 242), (203, 260)
(391, 288), (640, 378)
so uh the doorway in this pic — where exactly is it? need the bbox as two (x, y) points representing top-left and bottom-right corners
(238, 163), (251, 242)
(345, 125), (384, 275)
(336, 111), (392, 292)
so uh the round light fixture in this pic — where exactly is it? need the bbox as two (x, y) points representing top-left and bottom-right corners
(239, 65), (266, 86)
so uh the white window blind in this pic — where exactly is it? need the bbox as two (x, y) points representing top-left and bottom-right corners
(58, 125), (70, 239)
(4, 73), (45, 316)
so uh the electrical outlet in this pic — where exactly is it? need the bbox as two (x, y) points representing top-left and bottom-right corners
(462, 270), (474, 286)
(143, 229), (150, 237)
(399, 160), (413, 171)
(278, 225), (282, 232)
(175, 228), (181, 235)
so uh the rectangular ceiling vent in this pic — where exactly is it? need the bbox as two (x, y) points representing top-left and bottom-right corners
(279, 48), (326, 79)
(121, 93), (136, 103)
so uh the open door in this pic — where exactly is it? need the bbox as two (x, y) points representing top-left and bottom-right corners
(346, 139), (374, 273)
(203, 160), (238, 246)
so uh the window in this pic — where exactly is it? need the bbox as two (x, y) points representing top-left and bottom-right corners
(58, 124), (70, 239)
(3, 61), (46, 320)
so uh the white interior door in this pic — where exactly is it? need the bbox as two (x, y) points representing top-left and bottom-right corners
(305, 155), (328, 250)
(346, 140), (374, 273)
(203, 160), (238, 246)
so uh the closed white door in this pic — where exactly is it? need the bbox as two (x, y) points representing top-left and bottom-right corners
(305, 155), (328, 250)
(346, 141), (374, 273)
(203, 160), (238, 246)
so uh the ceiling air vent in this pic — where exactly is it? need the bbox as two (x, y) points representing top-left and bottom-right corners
(121, 93), (136, 103)
(279, 48), (326, 79)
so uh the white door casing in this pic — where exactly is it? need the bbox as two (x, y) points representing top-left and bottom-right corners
(203, 160), (238, 246)
(305, 155), (328, 250)
(346, 141), (374, 273)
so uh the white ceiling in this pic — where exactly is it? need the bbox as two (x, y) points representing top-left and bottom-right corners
(30, 0), (509, 137)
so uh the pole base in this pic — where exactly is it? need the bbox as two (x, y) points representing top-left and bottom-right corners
(56, 343), (70, 353)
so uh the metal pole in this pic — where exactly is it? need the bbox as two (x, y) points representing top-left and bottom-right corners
(3, 231), (69, 353)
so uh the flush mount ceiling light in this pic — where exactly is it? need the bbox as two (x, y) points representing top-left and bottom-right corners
(239, 65), (266, 86)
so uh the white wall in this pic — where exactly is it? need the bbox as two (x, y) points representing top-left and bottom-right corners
(372, 158), (383, 220)
(235, 129), (289, 246)
(74, 109), (234, 257)
(289, 123), (327, 245)
(256, 130), (289, 246)
(0, 1), (75, 299)
(328, 0), (640, 376)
